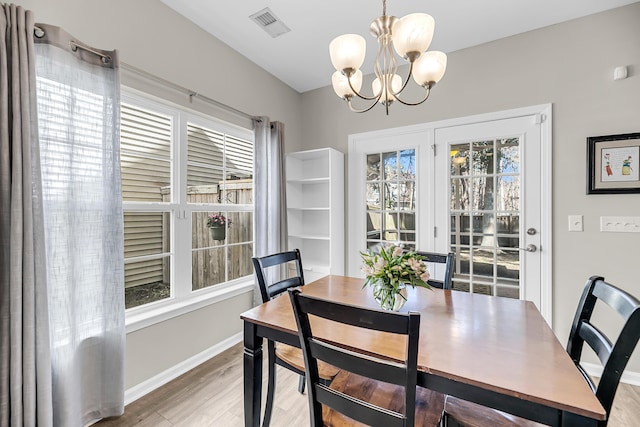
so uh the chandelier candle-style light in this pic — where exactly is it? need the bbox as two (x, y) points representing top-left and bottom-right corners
(329, 0), (447, 115)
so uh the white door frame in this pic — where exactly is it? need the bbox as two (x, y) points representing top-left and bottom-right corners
(348, 104), (553, 326)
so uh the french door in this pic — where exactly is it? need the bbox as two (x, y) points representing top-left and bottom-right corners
(348, 105), (552, 324)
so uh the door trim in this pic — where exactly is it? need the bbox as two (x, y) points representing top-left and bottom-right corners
(348, 104), (553, 326)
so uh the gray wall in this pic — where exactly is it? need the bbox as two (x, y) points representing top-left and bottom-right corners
(300, 4), (640, 371)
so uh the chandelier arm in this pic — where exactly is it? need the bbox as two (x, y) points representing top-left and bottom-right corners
(347, 74), (381, 101)
(393, 84), (433, 106)
(347, 97), (382, 114)
(391, 60), (414, 97)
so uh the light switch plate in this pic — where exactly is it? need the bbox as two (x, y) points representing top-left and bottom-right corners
(568, 215), (583, 232)
(601, 216), (640, 233)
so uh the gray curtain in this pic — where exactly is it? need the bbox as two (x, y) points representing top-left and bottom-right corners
(0, 4), (54, 427)
(253, 118), (288, 305)
(33, 24), (125, 426)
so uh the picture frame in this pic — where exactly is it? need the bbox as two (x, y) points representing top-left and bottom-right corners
(587, 133), (640, 194)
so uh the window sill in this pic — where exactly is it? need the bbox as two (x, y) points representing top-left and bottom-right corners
(125, 280), (255, 333)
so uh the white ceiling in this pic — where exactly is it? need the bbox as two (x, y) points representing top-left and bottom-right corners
(160, 0), (637, 93)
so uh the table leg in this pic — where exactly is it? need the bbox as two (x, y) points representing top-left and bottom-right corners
(561, 411), (599, 427)
(244, 321), (263, 427)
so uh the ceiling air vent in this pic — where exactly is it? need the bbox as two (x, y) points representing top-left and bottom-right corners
(249, 7), (290, 38)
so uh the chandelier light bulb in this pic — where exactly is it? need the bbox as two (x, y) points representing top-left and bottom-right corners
(412, 51), (447, 86)
(329, 34), (366, 72)
(392, 13), (435, 60)
(332, 69), (363, 99)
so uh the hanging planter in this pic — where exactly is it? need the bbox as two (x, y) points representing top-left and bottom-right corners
(207, 213), (231, 241)
(209, 225), (226, 241)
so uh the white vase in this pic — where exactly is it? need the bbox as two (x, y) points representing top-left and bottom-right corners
(372, 281), (407, 311)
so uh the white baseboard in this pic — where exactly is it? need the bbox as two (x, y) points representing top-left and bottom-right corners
(124, 332), (243, 405)
(581, 362), (640, 387)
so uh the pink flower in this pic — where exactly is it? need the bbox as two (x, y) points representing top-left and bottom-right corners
(373, 257), (387, 274)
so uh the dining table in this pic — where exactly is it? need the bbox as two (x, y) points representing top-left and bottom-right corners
(240, 275), (606, 427)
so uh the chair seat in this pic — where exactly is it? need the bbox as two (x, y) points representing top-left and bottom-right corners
(444, 395), (545, 427)
(322, 371), (445, 427)
(276, 343), (340, 381)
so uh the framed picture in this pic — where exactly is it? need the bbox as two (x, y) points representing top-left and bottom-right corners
(587, 133), (640, 194)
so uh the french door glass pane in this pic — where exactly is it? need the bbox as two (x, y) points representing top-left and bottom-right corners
(497, 250), (520, 282)
(365, 149), (416, 249)
(449, 137), (522, 298)
(498, 138), (520, 173)
(367, 154), (381, 180)
(366, 183), (381, 209)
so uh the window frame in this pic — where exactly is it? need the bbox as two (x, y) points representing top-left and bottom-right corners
(122, 88), (255, 332)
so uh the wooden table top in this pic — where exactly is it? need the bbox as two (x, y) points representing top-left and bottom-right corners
(241, 275), (606, 422)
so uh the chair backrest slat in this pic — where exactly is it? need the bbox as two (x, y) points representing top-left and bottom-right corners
(295, 291), (411, 334)
(415, 251), (455, 290)
(593, 279), (639, 320)
(289, 289), (420, 427)
(309, 339), (406, 386)
(252, 249), (304, 303)
(576, 322), (613, 366)
(566, 275), (640, 421)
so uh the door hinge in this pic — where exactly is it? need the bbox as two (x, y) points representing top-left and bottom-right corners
(431, 144), (436, 156)
(434, 226), (437, 238)
(535, 113), (546, 124)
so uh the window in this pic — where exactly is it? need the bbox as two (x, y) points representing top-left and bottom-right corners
(121, 90), (254, 313)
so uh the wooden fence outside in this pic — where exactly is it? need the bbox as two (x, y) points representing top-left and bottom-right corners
(188, 180), (253, 290)
(124, 180), (253, 290)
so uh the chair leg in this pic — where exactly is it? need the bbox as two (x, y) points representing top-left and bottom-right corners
(263, 343), (277, 427)
(297, 374), (306, 394)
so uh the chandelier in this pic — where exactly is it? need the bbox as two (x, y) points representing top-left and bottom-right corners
(329, 0), (447, 115)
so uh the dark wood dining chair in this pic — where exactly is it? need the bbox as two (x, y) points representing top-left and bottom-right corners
(252, 249), (339, 427)
(415, 251), (454, 290)
(288, 288), (445, 427)
(443, 275), (640, 427)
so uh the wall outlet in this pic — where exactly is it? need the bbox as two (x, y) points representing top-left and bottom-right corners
(600, 216), (640, 233)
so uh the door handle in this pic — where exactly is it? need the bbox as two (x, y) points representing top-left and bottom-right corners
(519, 244), (538, 253)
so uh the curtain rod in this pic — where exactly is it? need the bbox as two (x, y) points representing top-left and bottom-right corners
(121, 63), (261, 122)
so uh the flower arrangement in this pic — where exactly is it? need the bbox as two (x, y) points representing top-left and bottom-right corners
(207, 213), (231, 228)
(360, 245), (431, 310)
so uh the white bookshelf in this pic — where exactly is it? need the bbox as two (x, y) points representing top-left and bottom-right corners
(286, 148), (344, 283)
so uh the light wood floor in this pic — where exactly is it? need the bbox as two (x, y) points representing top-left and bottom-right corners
(97, 342), (640, 427)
